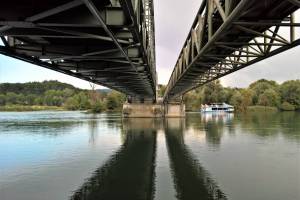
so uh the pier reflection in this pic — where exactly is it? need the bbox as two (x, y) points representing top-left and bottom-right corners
(165, 118), (227, 200)
(70, 118), (158, 200)
(70, 117), (227, 200)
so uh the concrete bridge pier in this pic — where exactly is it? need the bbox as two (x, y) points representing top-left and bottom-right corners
(163, 102), (185, 118)
(122, 99), (185, 118)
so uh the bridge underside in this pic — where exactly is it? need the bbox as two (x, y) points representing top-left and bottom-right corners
(164, 0), (300, 101)
(0, 0), (156, 99)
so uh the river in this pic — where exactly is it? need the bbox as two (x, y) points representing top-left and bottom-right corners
(0, 111), (299, 200)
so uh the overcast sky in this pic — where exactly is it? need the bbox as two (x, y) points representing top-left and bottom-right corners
(0, 0), (299, 89)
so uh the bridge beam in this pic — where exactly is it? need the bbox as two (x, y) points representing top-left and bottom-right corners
(163, 0), (300, 102)
(0, 0), (157, 99)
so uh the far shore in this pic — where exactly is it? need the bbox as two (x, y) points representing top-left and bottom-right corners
(0, 105), (122, 113)
(1, 105), (298, 113)
(0, 105), (66, 112)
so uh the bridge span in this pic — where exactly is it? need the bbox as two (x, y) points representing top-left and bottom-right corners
(0, 0), (299, 117)
(0, 0), (156, 99)
(163, 0), (300, 102)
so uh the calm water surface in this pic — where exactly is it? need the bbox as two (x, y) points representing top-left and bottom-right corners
(0, 111), (299, 200)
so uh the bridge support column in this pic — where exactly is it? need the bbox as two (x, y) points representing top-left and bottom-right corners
(122, 102), (185, 118)
(122, 103), (163, 118)
(164, 103), (185, 118)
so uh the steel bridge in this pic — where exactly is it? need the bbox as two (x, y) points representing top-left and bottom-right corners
(0, 0), (156, 99)
(0, 0), (299, 104)
(163, 0), (300, 102)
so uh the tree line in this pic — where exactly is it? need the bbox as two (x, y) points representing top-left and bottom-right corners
(1, 79), (299, 112)
(0, 81), (126, 112)
(159, 79), (300, 112)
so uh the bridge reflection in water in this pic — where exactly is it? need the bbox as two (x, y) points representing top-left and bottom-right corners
(70, 118), (227, 200)
(165, 118), (227, 200)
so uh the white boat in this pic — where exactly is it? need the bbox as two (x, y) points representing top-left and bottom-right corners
(200, 103), (234, 113)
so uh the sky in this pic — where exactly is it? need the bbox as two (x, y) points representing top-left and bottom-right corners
(0, 0), (299, 89)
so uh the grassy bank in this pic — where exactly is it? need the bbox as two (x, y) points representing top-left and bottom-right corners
(247, 106), (278, 112)
(0, 105), (65, 112)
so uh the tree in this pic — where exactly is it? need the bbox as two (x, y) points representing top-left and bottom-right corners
(43, 90), (64, 106)
(240, 89), (253, 111)
(106, 91), (125, 110)
(158, 84), (166, 97)
(25, 94), (37, 105)
(202, 80), (224, 103)
(280, 102), (295, 111)
(184, 90), (202, 111)
(6, 92), (18, 104)
(279, 80), (300, 109)
(64, 92), (90, 110)
(230, 91), (243, 110)
(0, 94), (6, 106)
(91, 100), (105, 113)
(249, 79), (279, 104)
(258, 89), (280, 107)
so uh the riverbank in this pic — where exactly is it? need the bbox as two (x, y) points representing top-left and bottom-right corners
(187, 105), (298, 113)
(247, 106), (278, 112)
(0, 105), (123, 113)
(0, 105), (65, 112)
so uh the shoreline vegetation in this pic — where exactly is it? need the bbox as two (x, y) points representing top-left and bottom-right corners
(0, 81), (125, 113)
(0, 79), (299, 113)
(0, 105), (281, 113)
(0, 105), (64, 112)
(159, 79), (300, 112)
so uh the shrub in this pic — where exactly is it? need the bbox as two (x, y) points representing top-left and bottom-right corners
(280, 102), (295, 111)
(90, 100), (105, 113)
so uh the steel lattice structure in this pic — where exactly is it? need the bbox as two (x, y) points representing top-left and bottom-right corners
(0, 0), (156, 99)
(163, 0), (300, 102)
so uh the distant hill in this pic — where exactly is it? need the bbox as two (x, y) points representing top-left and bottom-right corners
(0, 80), (81, 95)
(96, 88), (111, 94)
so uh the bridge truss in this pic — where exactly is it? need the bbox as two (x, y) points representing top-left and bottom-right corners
(0, 0), (156, 99)
(163, 0), (300, 101)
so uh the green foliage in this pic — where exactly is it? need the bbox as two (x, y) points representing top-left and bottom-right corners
(1, 79), (299, 113)
(43, 90), (64, 106)
(0, 80), (77, 95)
(105, 91), (125, 110)
(258, 89), (280, 107)
(0, 105), (63, 112)
(280, 102), (295, 111)
(230, 91), (243, 110)
(184, 90), (202, 111)
(64, 92), (91, 110)
(202, 80), (224, 103)
(279, 80), (300, 109)
(158, 84), (166, 97)
(240, 89), (253, 111)
(249, 79), (278, 104)
(0, 81), (126, 112)
(90, 100), (105, 113)
(0, 94), (6, 106)
(182, 78), (299, 112)
(247, 106), (278, 112)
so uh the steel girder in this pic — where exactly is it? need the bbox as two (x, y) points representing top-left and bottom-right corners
(163, 0), (300, 102)
(0, 0), (156, 99)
